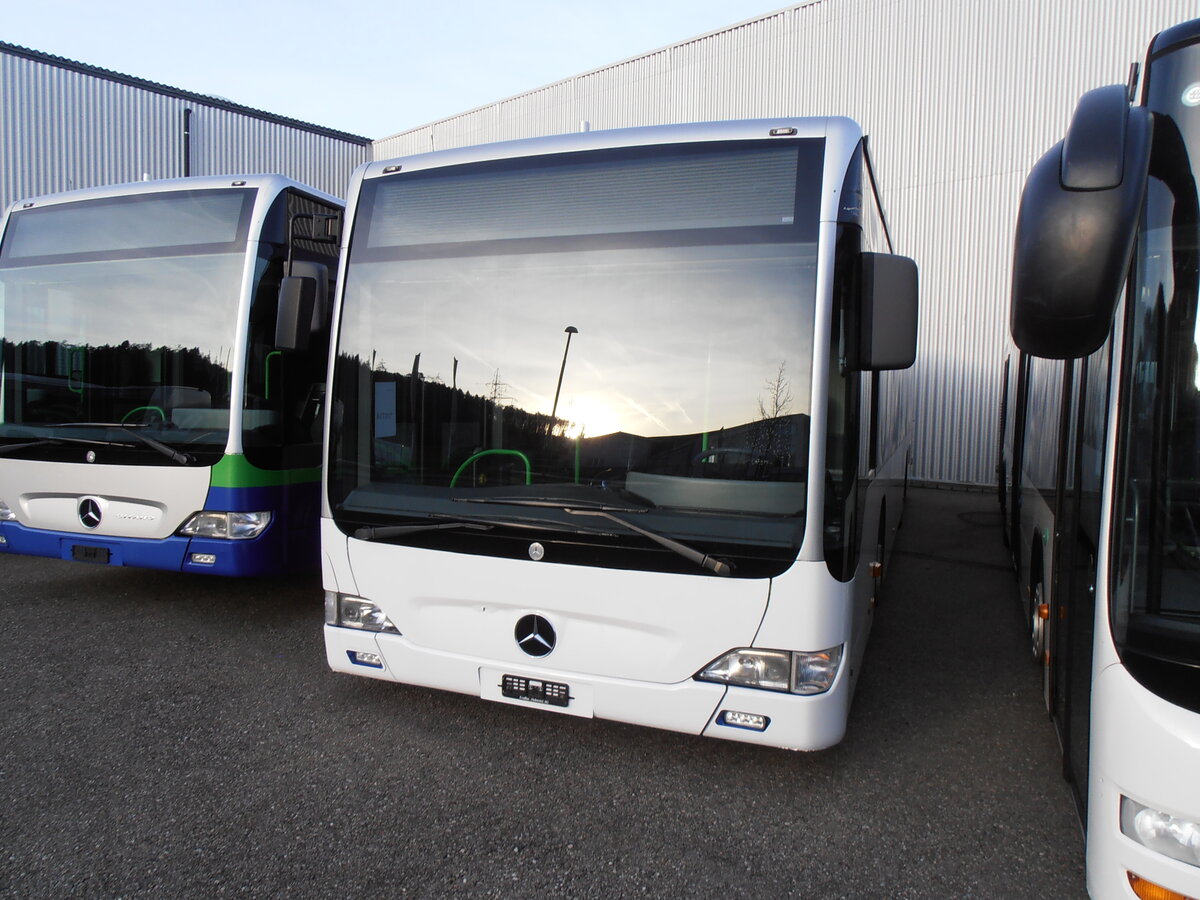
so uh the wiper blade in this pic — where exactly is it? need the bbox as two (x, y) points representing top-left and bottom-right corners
(455, 497), (730, 576)
(355, 521), (493, 540)
(454, 496), (650, 513)
(0, 436), (137, 455)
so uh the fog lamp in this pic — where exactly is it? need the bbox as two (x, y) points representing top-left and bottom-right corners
(348, 650), (384, 669)
(190, 553), (217, 565)
(719, 710), (769, 731)
(178, 510), (271, 540)
(1122, 797), (1200, 868)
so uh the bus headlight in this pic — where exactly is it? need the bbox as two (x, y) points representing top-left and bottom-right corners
(178, 511), (272, 540)
(0, 497), (15, 521)
(326, 591), (399, 634)
(695, 646), (843, 695)
(1122, 797), (1200, 868)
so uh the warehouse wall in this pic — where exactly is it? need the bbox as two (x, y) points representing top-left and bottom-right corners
(0, 45), (368, 212)
(371, 0), (1196, 484)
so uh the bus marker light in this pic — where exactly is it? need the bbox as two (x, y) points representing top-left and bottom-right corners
(1127, 872), (1194, 900)
(190, 553), (217, 565)
(0, 498), (15, 521)
(348, 651), (384, 669)
(719, 710), (769, 731)
(0, 535), (6, 544)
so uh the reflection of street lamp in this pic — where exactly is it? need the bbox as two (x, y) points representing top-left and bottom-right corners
(551, 326), (579, 420)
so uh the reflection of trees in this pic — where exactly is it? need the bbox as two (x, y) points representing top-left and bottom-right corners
(2, 338), (229, 424)
(343, 352), (809, 486)
(753, 362), (795, 472)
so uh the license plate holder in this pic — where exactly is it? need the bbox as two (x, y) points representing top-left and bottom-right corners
(500, 674), (571, 708)
(72, 544), (110, 564)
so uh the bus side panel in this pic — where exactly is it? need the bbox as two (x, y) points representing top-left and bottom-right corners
(186, 480), (320, 576)
(1087, 662), (1200, 900)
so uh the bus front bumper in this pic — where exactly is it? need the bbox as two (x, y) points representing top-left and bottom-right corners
(325, 625), (852, 752)
(0, 519), (287, 576)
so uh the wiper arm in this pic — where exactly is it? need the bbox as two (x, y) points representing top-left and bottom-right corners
(454, 497), (729, 576)
(355, 521), (493, 540)
(121, 428), (192, 465)
(566, 508), (732, 577)
(36, 423), (193, 465)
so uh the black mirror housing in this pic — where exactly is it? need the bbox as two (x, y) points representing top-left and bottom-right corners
(275, 276), (317, 351)
(1011, 85), (1151, 359)
(858, 252), (918, 371)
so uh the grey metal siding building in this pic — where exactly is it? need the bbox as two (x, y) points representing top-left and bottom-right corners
(371, 0), (1196, 485)
(0, 42), (369, 212)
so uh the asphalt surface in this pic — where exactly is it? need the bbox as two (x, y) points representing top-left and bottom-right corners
(0, 487), (1085, 898)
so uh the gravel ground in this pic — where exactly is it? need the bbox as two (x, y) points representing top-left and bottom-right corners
(0, 487), (1085, 897)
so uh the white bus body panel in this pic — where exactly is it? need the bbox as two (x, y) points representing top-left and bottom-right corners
(1088, 661), (1200, 900)
(323, 520), (861, 751)
(0, 458), (210, 538)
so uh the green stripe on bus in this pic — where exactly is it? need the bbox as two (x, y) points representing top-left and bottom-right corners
(210, 454), (322, 488)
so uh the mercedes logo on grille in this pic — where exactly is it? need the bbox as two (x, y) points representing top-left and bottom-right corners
(78, 498), (102, 529)
(515, 614), (556, 657)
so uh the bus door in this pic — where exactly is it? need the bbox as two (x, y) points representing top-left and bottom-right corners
(1050, 336), (1112, 822)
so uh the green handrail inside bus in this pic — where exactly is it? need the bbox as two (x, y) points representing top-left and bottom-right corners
(121, 405), (166, 423)
(450, 449), (532, 487)
(265, 350), (282, 400)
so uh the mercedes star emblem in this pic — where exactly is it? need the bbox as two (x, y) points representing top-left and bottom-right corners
(78, 498), (102, 529)
(514, 614), (556, 657)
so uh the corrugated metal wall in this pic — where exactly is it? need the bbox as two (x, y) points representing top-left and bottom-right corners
(371, 0), (1195, 484)
(1, 49), (368, 212)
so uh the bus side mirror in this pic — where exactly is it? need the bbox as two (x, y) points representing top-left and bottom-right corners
(276, 276), (317, 351)
(1011, 84), (1151, 359)
(858, 252), (918, 371)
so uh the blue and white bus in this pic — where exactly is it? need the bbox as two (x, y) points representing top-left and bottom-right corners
(1007, 18), (1200, 900)
(0, 175), (343, 576)
(321, 118), (918, 751)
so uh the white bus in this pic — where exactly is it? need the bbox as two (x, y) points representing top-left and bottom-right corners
(1007, 18), (1200, 900)
(321, 118), (918, 751)
(0, 176), (342, 576)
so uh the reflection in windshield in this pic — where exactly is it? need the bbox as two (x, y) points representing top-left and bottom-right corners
(1114, 204), (1200, 672)
(331, 141), (824, 574)
(0, 253), (244, 459)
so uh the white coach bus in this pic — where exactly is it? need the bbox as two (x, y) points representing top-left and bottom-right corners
(1008, 18), (1200, 900)
(321, 118), (918, 751)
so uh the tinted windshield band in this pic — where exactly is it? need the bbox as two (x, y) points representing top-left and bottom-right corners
(1, 188), (255, 267)
(357, 139), (823, 251)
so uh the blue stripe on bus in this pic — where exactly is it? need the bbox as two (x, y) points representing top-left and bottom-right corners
(0, 480), (320, 577)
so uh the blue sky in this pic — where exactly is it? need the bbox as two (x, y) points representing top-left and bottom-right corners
(2, 0), (793, 138)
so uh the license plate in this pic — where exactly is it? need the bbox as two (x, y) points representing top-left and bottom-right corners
(72, 545), (110, 564)
(500, 674), (571, 708)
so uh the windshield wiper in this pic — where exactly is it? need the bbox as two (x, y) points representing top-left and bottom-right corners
(355, 521), (494, 540)
(454, 496), (730, 576)
(454, 495), (652, 513)
(0, 436), (138, 455)
(121, 428), (192, 465)
(46, 423), (193, 465)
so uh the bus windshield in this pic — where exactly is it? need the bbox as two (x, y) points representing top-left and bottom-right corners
(0, 188), (255, 465)
(329, 139), (825, 576)
(1112, 61), (1200, 691)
